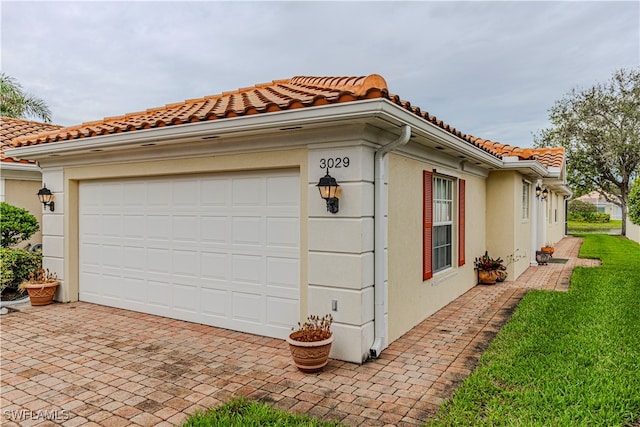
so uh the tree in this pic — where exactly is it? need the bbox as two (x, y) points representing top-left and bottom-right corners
(0, 73), (52, 122)
(0, 202), (39, 248)
(535, 68), (640, 236)
(629, 179), (640, 225)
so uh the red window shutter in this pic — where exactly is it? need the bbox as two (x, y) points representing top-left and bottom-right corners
(458, 179), (466, 267)
(423, 171), (433, 280)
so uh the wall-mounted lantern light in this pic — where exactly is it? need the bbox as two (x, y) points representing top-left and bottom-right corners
(541, 188), (549, 200)
(37, 185), (55, 212)
(535, 185), (542, 198)
(316, 169), (340, 214)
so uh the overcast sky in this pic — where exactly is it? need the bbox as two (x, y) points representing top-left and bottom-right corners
(2, 1), (638, 147)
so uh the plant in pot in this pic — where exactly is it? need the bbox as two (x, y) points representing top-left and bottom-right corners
(541, 243), (555, 256)
(19, 268), (59, 306)
(474, 252), (504, 285)
(285, 313), (333, 373)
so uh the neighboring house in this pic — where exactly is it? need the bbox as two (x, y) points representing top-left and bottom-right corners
(0, 117), (63, 247)
(6, 74), (571, 363)
(576, 191), (622, 220)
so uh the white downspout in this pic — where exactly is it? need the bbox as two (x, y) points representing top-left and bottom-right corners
(370, 124), (411, 359)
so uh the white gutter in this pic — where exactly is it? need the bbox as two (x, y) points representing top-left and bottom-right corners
(0, 162), (41, 173)
(370, 124), (411, 359)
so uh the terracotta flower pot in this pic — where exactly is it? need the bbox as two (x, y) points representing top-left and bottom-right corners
(22, 281), (59, 306)
(541, 246), (554, 256)
(286, 331), (334, 373)
(477, 270), (498, 285)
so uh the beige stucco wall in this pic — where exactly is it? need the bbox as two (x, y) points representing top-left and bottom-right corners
(387, 153), (485, 342)
(3, 178), (43, 247)
(545, 192), (566, 246)
(486, 171), (531, 280)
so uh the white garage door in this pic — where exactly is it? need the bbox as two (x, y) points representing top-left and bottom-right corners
(79, 170), (300, 339)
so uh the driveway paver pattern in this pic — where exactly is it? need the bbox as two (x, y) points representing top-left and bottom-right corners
(0, 237), (592, 426)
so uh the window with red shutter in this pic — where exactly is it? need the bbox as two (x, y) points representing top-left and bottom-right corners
(458, 179), (466, 266)
(423, 171), (433, 280)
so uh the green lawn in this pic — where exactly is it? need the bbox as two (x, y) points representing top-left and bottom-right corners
(427, 234), (640, 426)
(182, 398), (343, 427)
(567, 219), (622, 234)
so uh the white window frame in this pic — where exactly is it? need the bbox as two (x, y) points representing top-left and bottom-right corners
(433, 176), (454, 273)
(522, 180), (530, 221)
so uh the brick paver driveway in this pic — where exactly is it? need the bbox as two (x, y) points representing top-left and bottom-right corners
(0, 237), (591, 426)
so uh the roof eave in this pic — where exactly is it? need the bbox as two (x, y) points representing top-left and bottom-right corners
(0, 161), (41, 173)
(499, 157), (549, 177)
(6, 99), (505, 167)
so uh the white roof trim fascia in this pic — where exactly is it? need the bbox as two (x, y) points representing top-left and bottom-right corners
(0, 162), (41, 173)
(375, 101), (504, 168)
(5, 98), (501, 168)
(499, 159), (549, 177)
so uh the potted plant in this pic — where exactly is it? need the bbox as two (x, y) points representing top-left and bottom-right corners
(474, 252), (504, 285)
(541, 243), (555, 256)
(19, 268), (59, 306)
(496, 264), (508, 282)
(285, 314), (333, 373)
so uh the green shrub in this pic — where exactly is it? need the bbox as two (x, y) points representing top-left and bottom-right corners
(0, 202), (39, 248)
(569, 212), (610, 223)
(0, 248), (42, 293)
(568, 199), (597, 215)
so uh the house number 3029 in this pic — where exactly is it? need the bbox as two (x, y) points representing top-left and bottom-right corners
(319, 157), (350, 169)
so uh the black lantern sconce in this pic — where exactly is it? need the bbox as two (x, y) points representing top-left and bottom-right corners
(535, 185), (542, 198)
(316, 169), (340, 214)
(535, 185), (548, 200)
(37, 185), (55, 212)
(541, 188), (549, 200)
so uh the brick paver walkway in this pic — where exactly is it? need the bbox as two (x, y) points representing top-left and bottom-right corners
(0, 236), (596, 426)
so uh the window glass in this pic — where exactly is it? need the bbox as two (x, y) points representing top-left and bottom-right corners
(433, 177), (453, 272)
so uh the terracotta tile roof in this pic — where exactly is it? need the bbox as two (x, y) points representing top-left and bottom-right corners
(8, 74), (564, 169)
(1, 117), (63, 164)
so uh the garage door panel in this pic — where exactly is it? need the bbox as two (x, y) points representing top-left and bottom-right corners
(267, 218), (298, 248)
(201, 252), (230, 280)
(123, 246), (145, 271)
(123, 277), (146, 303)
(267, 296), (298, 328)
(232, 255), (263, 284)
(173, 216), (199, 242)
(81, 243), (102, 267)
(147, 248), (170, 273)
(173, 249), (199, 277)
(123, 215), (145, 238)
(232, 217), (263, 246)
(200, 179), (229, 206)
(174, 284), (199, 311)
(101, 183), (123, 206)
(200, 288), (228, 317)
(147, 281), (172, 307)
(148, 215), (171, 240)
(267, 176), (299, 206)
(102, 245), (122, 268)
(267, 257), (298, 289)
(232, 292), (262, 322)
(123, 182), (146, 206)
(232, 178), (264, 206)
(147, 181), (169, 206)
(201, 216), (229, 244)
(80, 170), (299, 339)
(172, 180), (200, 206)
